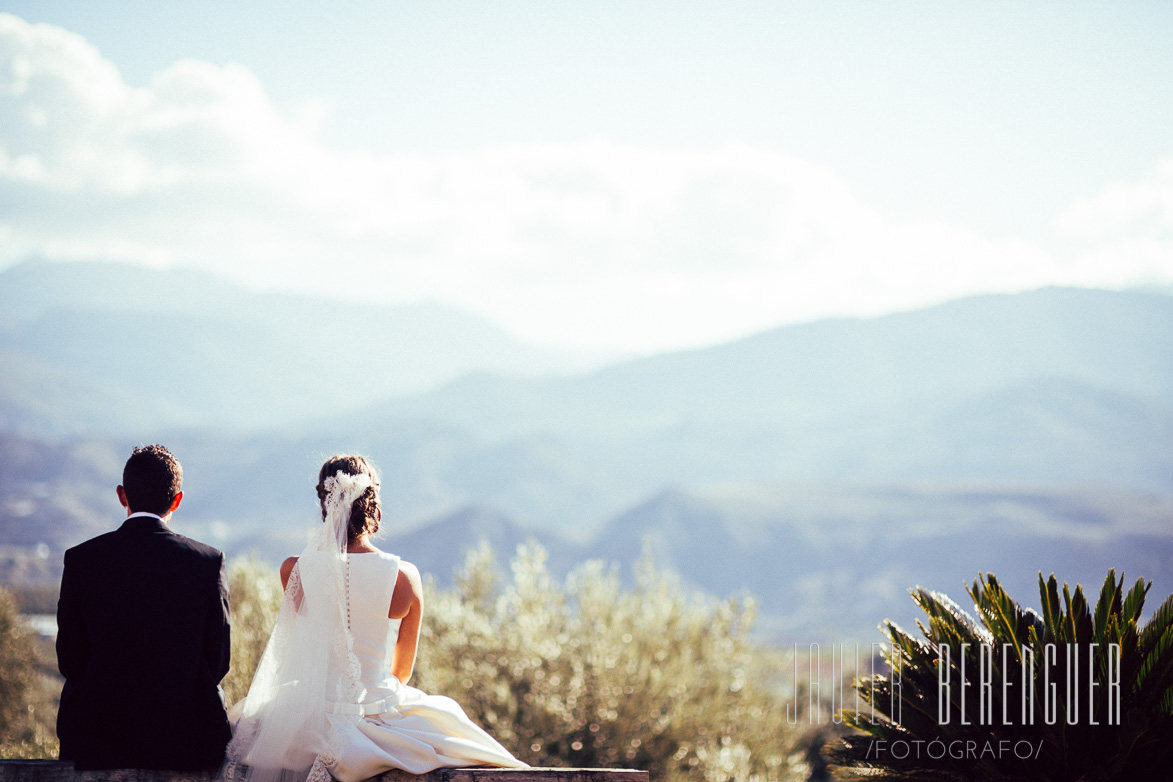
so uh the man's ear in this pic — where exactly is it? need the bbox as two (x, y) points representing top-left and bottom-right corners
(169, 491), (183, 513)
(116, 485), (129, 508)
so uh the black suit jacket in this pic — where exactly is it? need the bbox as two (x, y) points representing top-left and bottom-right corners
(56, 515), (232, 771)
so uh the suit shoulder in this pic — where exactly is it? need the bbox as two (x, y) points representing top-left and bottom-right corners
(64, 530), (121, 559)
(169, 532), (225, 561)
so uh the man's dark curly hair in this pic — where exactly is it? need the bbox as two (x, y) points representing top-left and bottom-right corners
(316, 454), (381, 540)
(122, 444), (183, 515)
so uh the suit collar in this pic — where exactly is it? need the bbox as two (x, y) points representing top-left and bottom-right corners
(126, 511), (166, 523)
(118, 515), (170, 534)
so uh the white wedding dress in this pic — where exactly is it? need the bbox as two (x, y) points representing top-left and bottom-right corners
(320, 550), (526, 780)
(225, 549), (526, 782)
(225, 471), (524, 782)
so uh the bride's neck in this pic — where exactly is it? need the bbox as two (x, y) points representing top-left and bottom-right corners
(346, 535), (379, 554)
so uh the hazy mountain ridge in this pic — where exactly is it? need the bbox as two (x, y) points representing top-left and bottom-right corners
(368, 287), (1173, 439)
(0, 348), (188, 436)
(0, 260), (604, 436)
(4, 264), (1173, 638)
(589, 482), (1173, 639)
(8, 423), (1170, 640)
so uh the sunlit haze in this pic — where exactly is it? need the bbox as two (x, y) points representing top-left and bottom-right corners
(2, 2), (1172, 352)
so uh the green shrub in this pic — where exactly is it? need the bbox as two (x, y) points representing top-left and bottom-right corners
(414, 541), (815, 781)
(222, 556), (284, 706)
(0, 587), (58, 758)
(825, 570), (1173, 780)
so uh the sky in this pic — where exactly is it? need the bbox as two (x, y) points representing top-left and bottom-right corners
(1, 1), (1172, 352)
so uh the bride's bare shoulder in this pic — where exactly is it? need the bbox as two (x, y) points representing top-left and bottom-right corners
(390, 559), (422, 619)
(397, 559), (422, 591)
(280, 556), (298, 589)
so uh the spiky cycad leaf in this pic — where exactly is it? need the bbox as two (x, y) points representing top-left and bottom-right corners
(826, 569), (1173, 781)
(1121, 578), (1149, 626)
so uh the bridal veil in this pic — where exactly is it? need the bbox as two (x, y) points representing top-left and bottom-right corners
(222, 472), (372, 782)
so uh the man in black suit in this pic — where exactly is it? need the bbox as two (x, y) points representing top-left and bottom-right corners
(56, 444), (231, 771)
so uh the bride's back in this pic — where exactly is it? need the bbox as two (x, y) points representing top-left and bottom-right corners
(347, 550), (403, 687)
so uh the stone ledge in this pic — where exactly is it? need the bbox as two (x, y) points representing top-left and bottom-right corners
(0, 762), (648, 782)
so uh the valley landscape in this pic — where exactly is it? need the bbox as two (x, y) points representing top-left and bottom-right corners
(3, 260), (1172, 640)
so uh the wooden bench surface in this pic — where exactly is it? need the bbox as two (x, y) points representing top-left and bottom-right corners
(0, 762), (648, 782)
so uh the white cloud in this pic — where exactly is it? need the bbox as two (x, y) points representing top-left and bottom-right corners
(1054, 156), (1173, 287)
(1057, 157), (1173, 242)
(1, 12), (1171, 352)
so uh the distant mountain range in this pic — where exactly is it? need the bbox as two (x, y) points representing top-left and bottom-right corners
(369, 285), (1173, 439)
(7, 426), (1170, 640)
(0, 259), (605, 436)
(590, 482), (1173, 640)
(3, 261), (1173, 639)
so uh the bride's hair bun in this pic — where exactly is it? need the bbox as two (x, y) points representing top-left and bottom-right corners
(317, 454), (381, 539)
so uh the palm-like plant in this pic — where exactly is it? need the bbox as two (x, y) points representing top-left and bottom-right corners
(825, 570), (1173, 780)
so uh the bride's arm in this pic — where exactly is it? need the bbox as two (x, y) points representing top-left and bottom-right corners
(389, 561), (423, 685)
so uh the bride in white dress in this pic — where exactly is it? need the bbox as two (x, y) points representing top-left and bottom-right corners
(223, 455), (526, 782)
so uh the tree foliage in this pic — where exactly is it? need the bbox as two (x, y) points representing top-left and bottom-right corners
(0, 586), (58, 758)
(826, 570), (1173, 781)
(222, 556), (284, 706)
(413, 541), (814, 781)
